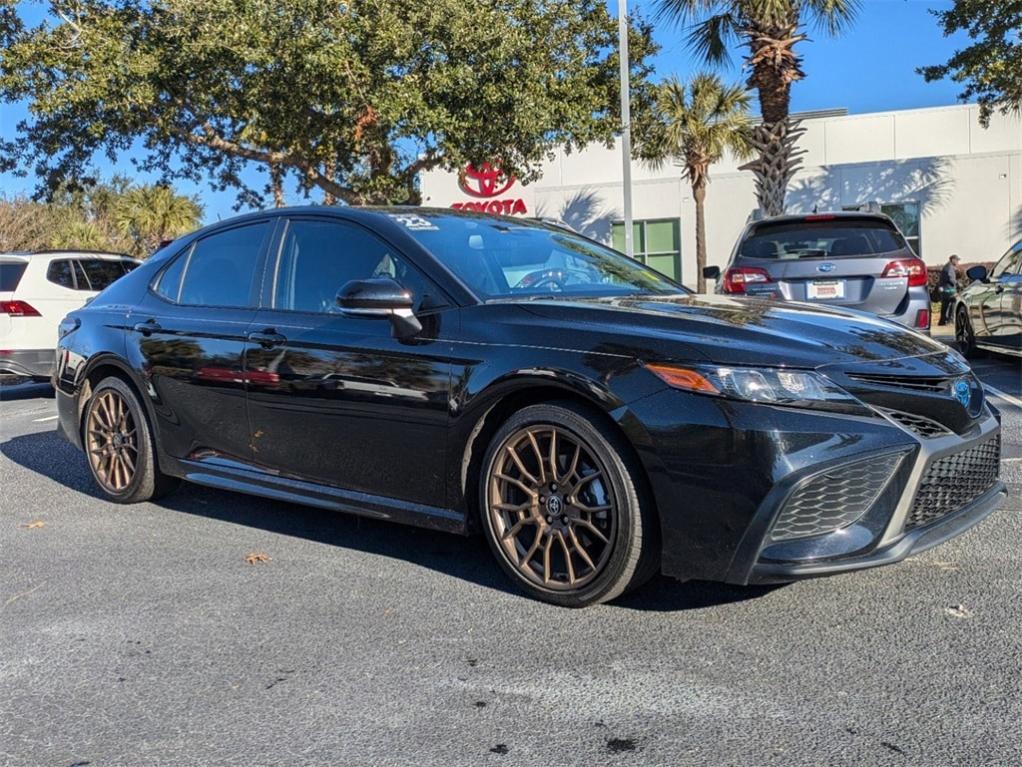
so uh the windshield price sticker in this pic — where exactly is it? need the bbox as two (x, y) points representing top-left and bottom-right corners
(388, 214), (439, 231)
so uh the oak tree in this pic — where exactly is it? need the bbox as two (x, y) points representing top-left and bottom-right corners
(1, 0), (657, 206)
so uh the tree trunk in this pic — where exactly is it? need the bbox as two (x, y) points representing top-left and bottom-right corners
(322, 156), (336, 205)
(742, 16), (806, 216)
(738, 119), (807, 217)
(270, 163), (285, 208)
(693, 180), (707, 294)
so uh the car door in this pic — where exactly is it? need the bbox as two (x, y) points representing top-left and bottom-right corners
(996, 243), (1022, 350)
(974, 247), (1022, 347)
(124, 219), (275, 464)
(244, 215), (453, 508)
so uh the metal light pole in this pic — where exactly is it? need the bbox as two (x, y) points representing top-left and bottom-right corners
(617, 0), (634, 259)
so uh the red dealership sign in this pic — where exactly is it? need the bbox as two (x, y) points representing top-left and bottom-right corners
(451, 162), (528, 215)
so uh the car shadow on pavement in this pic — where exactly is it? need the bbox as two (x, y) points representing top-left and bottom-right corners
(3, 428), (779, 612)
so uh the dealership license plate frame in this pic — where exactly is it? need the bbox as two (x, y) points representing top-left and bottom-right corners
(807, 280), (845, 300)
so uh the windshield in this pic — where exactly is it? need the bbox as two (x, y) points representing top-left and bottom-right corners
(393, 213), (685, 299)
(741, 219), (907, 260)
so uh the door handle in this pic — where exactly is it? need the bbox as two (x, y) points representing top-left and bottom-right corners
(132, 319), (162, 336)
(247, 328), (287, 348)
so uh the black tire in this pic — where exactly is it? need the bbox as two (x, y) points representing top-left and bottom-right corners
(955, 306), (982, 359)
(479, 402), (658, 607)
(82, 376), (179, 503)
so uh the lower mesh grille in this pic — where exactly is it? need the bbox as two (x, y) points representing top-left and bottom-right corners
(905, 434), (1001, 530)
(771, 455), (903, 541)
(877, 408), (952, 439)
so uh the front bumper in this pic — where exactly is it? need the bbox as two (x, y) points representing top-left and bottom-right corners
(749, 481), (1006, 582)
(625, 387), (1004, 584)
(0, 348), (55, 379)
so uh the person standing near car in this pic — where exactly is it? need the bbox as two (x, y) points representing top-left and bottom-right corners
(938, 254), (961, 325)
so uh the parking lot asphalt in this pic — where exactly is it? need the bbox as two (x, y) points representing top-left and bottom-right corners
(2, 353), (1020, 767)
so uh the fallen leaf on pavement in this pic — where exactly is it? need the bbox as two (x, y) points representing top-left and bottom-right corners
(944, 604), (972, 619)
(20, 521), (46, 529)
(245, 552), (271, 565)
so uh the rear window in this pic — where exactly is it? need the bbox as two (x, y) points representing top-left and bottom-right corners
(77, 258), (135, 291)
(740, 220), (907, 260)
(0, 262), (28, 291)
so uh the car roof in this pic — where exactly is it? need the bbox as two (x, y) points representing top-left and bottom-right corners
(0, 250), (133, 260)
(193, 204), (538, 228)
(751, 211), (894, 227)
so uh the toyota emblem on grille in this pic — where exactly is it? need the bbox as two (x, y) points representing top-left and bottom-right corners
(952, 377), (972, 408)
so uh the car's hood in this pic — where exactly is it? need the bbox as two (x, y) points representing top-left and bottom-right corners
(515, 293), (950, 370)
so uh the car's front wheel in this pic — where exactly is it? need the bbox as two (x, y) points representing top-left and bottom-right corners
(955, 306), (981, 358)
(479, 402), (657, 607)
(83, 376), (179, 503)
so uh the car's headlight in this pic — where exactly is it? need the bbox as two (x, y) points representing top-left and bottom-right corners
(646, 363), (866, 412)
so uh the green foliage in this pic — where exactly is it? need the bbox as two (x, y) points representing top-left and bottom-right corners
(654, 0), (858, 121)
(1, 0), (657, 206)
(0, 178), (202, 256)
(639, 73), (752, 187)
(636, 73), (751, 292)
(919, 0), (1022, 127)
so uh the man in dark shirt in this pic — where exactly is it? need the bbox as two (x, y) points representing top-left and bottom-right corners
(938, 254), (961, 326)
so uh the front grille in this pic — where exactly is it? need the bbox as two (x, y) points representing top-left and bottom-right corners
(877, 407), (953, 439)
(847, 372), (953, 392)
(905, 434), (1001, 530)
(771, 455), (904, 541)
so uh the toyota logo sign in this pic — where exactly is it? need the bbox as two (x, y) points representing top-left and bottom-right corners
(459, 163), (516, 198)
(451, 162), (528, 216)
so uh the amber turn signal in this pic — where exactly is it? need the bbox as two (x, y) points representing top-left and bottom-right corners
(645, 364), (720, 395)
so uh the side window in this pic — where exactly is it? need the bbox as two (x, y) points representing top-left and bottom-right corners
(73, 261), (90, 290)
(175, 222), (269, 307)
(77, 259), (130, 291)
(156, 248), (190, 302)
(274, 219), (428, 313)
(46, 259), (76, 289)
(991, 249), (1021, 280)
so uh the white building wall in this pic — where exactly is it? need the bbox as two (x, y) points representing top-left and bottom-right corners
(420, 104), (1022, 288)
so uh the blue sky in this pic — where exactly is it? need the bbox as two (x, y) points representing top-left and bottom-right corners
(1, 0), (972, 222)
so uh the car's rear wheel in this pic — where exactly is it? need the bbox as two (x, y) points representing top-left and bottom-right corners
(955, 306), (981, 358)
(83, 376), (178, 503)
(479, 403), (657, 607)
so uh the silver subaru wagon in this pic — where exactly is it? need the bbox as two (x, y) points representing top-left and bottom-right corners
(706, 212), (932, 332)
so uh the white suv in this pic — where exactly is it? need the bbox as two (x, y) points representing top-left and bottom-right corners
(0, 251), (139, 382)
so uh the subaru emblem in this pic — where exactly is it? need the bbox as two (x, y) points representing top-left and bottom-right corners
(952, 378), (971, 408)
(817, 263), (836, 273)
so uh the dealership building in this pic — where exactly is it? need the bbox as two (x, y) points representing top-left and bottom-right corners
(420, 103), (1022, 288)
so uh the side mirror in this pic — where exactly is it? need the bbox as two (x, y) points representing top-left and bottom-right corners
(703, 265), (721, 281)
(336, 277), (422, 338)
(965, 265), (988, 283)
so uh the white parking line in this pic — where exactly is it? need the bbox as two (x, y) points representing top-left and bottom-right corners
(984, 384), (1022, 410)
(32, 415), (59, 423)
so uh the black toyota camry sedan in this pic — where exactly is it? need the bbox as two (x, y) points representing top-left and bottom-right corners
(54, 207), (1006, 606)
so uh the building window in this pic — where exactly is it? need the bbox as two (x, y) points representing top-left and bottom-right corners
(611, 218), (681, 282)
(843, 201), (921, 257)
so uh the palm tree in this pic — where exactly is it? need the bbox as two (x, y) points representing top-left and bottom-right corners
(656, 0), (859, 216)
(646, 74), (752, 293)
(115, 185), (202, 255)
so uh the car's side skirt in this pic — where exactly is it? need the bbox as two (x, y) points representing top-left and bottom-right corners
(174, 455), (468, 535)
(975, 343), (1022, 358)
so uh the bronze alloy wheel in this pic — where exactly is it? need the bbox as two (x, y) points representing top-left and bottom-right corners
(487, 425), (617, 590)
(86, 389), (139, 493)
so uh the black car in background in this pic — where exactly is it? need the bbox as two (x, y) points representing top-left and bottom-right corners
(54, 208), (1005, 606)
(955, 240), (1022, 357)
